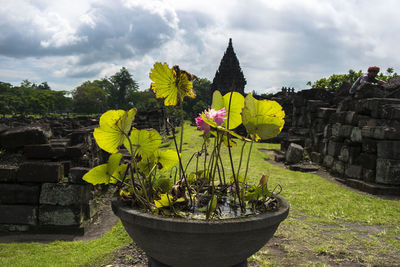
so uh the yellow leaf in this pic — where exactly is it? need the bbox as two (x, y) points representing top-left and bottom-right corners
(154, 194), (174, 208)
(211, 91), (244, 130)
(124, 128), (162, 159)
(242, 93), (285, 140)
(93, 109), (136, 153)
(149, 62), (195, 106)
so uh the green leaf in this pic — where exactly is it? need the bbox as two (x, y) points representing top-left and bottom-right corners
(124, 128), (162, 159)
(229, 174), (245, 184)
(111, 163), (128, 183)
(208, 195), (217, 214)
(93, 109), (136, 153)
(82, 164), (109, 185)
(107, 153), (123, 175)
(187, 170), (210, 184)
(153, 175), (173, 193)
(154, 194), (174, 208)
(137, 156), (156, 175)
(154, 149), (179, 171)
(211, 91), (244, 130)
(242, 93), (285, 140)
(149, 62), (195, 106)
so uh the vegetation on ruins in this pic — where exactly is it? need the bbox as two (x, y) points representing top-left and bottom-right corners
(307, 67), (398, 91)
(82, 62), (285, 219)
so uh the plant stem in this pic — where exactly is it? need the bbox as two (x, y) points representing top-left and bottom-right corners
(243, 140), (254, 185)
(226, 92), (244, 211)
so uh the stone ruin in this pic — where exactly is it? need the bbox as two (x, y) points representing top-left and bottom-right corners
(273, 77), (400, 196)
(0, 108), (168, 234)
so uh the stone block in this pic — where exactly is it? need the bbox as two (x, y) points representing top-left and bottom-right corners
(361, 126), (400, 140)
(285, 143), (304, 164)
(69, 167), (91, 184)
(52, 147), (66, 159)
(40, 183), (91, 206)
(332, 160), (345, 175)
(377, 141), (400, 159)
(339, 145), (361, 164)
(23, 144), (53, 159)
(310, 152), (322, 164)
(363, 169), (376, 183)
(0, 124), (51, 150)
(66, 144), (87, 158)
(0, 205), (37, 225)
(17, 162), (63, 183)
(350, 127), (362, 143)
(0, 184), (40, 204)
(344, 111), (357, 125)
(362, 138), (378, 153)
(0, 166), (18, 182)
(345, 165), (362, 179)
(331, 123), (341, 137)
(323, 125), (332, 139)
(376, 159), (400, 185)
(50, 138), (70, 147)
(306, 100), (329, 112)
(323, 155), (334, 168)
(39, 205), (86, 226)
(330, 112), (347, 124)
(327, 140), (343, 157)
(317, 108), (336, 119)
(373, 126), (400, 140)
(381, 104), (400, 120)
(338, 125), (353, 139)
(312, 119), (326, 133)
(359, 153), (377, 170)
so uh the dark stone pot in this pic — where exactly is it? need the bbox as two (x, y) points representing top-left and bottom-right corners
(112, 195), (289, 267)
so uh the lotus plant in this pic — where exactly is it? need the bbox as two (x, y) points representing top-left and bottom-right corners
(83, 62), (285, 220)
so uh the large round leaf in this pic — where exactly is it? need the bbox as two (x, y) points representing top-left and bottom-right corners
(83, 153), (123, 185)
(211, 91), (244, 130)
(242, 93), (285, 140)
(93, 109), (136, 153)
(154, 149), (179, 171)
(124, 128), (162, 159)
(149, 62), (195, 106)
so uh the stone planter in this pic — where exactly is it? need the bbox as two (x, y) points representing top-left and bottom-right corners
(112, 195), (289, 267)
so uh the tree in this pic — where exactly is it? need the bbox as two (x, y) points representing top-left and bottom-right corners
(211, 38), (246, 96)
(183, 78), (212, 119)
(106, 67), (139, 109)
(72, 80), (107, 114)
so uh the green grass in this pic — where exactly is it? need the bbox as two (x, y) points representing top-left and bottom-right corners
(1, 122), (399, 266)
(0, 222), (131, 267)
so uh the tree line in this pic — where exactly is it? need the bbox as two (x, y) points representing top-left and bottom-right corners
(0, 67), (212, 118)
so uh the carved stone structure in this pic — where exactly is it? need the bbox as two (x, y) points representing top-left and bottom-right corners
(272, 81), (400, 196)
(211, 38), (246, 95)
(0, 109), (168, 234)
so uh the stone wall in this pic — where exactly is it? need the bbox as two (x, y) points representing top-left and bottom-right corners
(0, 109), (168, 234)
(275, 81), (400, 196)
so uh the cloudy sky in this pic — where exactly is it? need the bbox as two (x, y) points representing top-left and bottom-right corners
(1, 0), (399, 94)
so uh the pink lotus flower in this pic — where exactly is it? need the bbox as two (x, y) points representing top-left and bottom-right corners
(195, 108), (227, 134)
(195, 116), (210, 134)
(205, 108), (227, 126)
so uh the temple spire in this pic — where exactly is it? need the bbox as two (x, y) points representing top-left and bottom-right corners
(211, 38), (246, 96)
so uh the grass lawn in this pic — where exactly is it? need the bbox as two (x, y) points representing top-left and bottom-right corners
(0, 122), (399, 266)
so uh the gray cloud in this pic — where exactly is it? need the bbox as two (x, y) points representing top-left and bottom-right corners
(0, 0), (177, 65)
